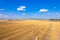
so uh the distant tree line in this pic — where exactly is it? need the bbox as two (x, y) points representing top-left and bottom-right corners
(49, 19), (60, 21)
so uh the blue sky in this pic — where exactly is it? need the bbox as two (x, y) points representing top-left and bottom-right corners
(0, 0), (60, 19)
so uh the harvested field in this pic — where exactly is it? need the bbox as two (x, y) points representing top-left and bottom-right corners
(0, 20), (60, 40)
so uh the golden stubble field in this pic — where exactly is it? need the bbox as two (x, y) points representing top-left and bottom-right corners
(0, 20), (60, 40)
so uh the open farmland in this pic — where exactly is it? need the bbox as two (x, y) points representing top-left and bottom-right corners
(0, 20), (60, 40)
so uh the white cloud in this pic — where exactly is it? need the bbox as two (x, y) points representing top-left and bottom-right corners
(39, 9), (48, 12)
(17, 6), (26, 11)
(0, 9), (5, 11)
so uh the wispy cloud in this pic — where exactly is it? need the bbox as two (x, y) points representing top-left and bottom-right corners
(0, 14), (2, 16)
(0, 14), (8, 19)
(22, 13), (26, 16)
(17, 6), (26, 11)
(0, 14), (16, 19)
(0, 9), (5, 11)
(39, 9), (48, 12)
